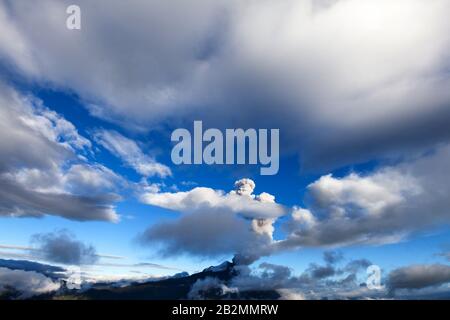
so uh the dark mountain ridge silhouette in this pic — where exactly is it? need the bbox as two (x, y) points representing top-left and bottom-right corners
(55, 260), (279, 300)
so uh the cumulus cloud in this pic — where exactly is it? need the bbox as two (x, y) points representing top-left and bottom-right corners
(30, 230), (98, 265)
(141, 145), (450, 260)
(94, 129), (171, 178)
(279, 144), (450, 249)
(140, 178), (284, 219)
(251, 218), (276, 240)
(140, 179), (284, 260)
(0, 0), (449, 170)
(0, 80), (120, 221)
(0, 267), (60, 299)
(233, 179), (255, 196)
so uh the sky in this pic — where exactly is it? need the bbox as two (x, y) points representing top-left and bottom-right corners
(1, 0), (450, 299)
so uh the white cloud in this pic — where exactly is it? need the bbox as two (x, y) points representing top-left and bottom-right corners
(140, 179), (285, 259)
(140, 145), (450, 259)
(0, 267), (60, 298)
(280, 144), (450, 248)
(64, 164), (125, 194)
(1, 0), (449, 169)
(0, 80), (120, 221)
(94, 129), (171, 178)
(307, 171), (420, 218)
(251, 218), (276, 240)
(290, 207), (317, 229)
(19, 102), (91, 153)
(140, 179), (284, 220)
(0, 4), (36, 74)
(232, 178), (255, 196)
(188, 277), (238, 299)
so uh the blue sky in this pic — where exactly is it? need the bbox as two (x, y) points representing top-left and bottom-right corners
(1, 0), (450, 299)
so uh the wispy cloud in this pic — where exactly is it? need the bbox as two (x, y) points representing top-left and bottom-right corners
(94, 129), (171, 178)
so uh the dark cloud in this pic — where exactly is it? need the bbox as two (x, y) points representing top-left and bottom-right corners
(344, 259), (372, 274)
(145, 144), (450, 262)
(140, 209), (271, 259)
(388, 264), (450, 292)
(0, 177), (119, 221)
(323, 251), (343, 265)
(1, 0), (449, 171)
(197, 254), (377, 299)
(301, 253), (369, 282)
(140, 180), (281, 261)
(139, 144), (450, 264)
(31, 230), (98, 265)
(308, 264), (336, 280)
(0, 259), (65, 280)
(259, 263), (292, 283)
